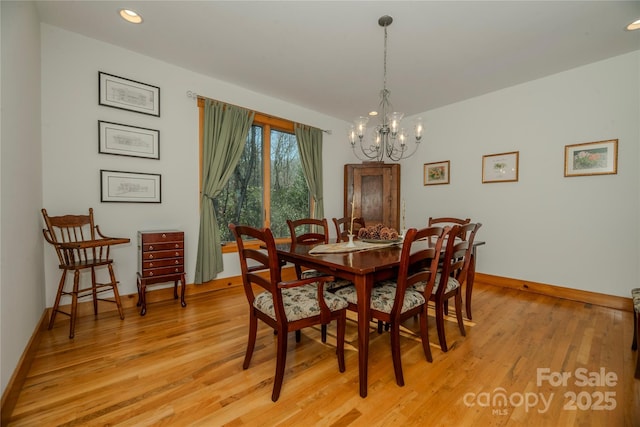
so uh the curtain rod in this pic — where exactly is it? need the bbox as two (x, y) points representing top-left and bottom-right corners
(187, 90), (332, 134)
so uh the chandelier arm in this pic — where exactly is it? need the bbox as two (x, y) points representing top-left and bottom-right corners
(386, 140), (421, 161)
(351, 143), (383, 162)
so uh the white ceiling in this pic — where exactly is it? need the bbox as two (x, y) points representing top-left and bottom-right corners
(35, 1), (640, 122)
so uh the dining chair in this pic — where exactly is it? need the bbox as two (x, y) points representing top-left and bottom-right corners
(332, 216), (366, 243)
(335, 226), (447, 386)
(428, 217), (471, 239)
(229, 223), (348, 401)
(41, 208), (129, 339)
(287, 217), (351, 342)
(286, 218), (330, 280)
(632, 288), (640, 379)
(425, 222), (482, 352)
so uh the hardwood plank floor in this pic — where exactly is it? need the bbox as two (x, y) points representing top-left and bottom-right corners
(5, 282), (640, 426)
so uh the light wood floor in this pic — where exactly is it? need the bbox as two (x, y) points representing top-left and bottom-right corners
(6, 282), (640, 426)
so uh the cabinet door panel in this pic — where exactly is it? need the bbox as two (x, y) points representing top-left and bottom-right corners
(345, 163), (400, 231)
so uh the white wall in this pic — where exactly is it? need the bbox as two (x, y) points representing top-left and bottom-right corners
(40, 24), (640, 303)
(402, 51), (640, 297)
(1, 1), (45, 393)
(41, 24), (351, 304)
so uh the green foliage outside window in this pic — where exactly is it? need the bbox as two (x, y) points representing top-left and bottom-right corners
(215, 125), (309, 242)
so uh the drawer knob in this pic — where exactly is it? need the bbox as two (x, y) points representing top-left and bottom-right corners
(149, 272), (154, 276)
(162, 233), (167, 238)
(174, 244), (179, 248)
(149, 263), (154, 267)
(175, 252), (179, 256)
(149, 254), (154, 259)
(175, 268), (179, 272)
(174, 260), (179, 264)
(149, 245), (154, 250)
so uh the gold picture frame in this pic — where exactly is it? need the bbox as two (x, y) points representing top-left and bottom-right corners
(424, 161), (450, 185)
(482, 151), (519, 183)
(564, 139), (618, 177)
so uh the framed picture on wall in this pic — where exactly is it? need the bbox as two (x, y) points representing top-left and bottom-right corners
(98, 72), (160, 117)
(482, 151), (519, 183)
(564, 139), (618, 177)
(98, 121), (160, 159)
(100, 170), (161, 203)
(423, 160), (450, 185)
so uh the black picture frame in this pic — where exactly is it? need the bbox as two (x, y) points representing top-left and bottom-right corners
(98, 121), (160, 159)
(98, 72), (160, 117)
(100, 170), (161, 203)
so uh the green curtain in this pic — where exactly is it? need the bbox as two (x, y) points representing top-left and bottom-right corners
(294, 124), (324, 220)
(195, 99), (254, 284)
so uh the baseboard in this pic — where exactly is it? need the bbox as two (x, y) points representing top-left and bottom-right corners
(474, 273), (632, 312)
(1, 310), (48, 426)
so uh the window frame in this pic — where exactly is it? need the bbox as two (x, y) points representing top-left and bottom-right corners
(198, 99), (313, 253)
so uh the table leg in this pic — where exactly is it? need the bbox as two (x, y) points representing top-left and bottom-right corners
(355, 275), (373, 397)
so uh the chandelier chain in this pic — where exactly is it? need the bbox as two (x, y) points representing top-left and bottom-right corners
(383, 26), (387, 94)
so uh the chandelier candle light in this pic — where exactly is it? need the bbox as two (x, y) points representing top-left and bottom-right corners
(347, 201), (356, 247)
(349, 15), (423, 162)
(401, 199), (406, 237)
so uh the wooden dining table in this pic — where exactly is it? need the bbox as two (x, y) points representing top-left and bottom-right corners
(276, 238), (484, 397)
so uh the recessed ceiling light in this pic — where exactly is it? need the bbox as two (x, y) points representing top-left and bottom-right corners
(627, 18), (640, 31)
(119, 9), (143, 24)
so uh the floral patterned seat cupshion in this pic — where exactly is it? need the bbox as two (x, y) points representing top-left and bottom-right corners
(229, 223), (348, 402)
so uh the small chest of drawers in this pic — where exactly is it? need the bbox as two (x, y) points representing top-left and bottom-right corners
(137, 230), (187, 316)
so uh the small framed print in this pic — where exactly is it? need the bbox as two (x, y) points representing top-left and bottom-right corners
(99, 72), (160, 117)
(100, 170), (161, 203)
(564, 139), (618, 177)
(424, 161), (450, 185)
(482, 151), (519, 183)
(98, 121), (160, 159)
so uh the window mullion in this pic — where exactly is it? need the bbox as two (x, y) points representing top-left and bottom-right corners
(263, 124), (272, 228)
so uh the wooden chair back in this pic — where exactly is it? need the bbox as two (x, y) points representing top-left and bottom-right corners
(42, 208), (110, 268)
(399, 226), (447, 300)
(428, 217), (471, 226)
(286, 218), (329, 279)
(438, 223), (482, 293)
(428, 217), (471, 240)
(229, 224), (282, 307)
(332, 216), (366, 243)
(286, 218), (329, 246)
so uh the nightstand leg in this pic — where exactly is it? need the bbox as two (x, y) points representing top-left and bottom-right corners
(139, 278), (147, 316)
(180, 273), (187, 308)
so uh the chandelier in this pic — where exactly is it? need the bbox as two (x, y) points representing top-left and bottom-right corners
(348, 15), (423, 162)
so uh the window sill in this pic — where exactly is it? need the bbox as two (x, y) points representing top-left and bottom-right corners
(222, 237), (291, 254)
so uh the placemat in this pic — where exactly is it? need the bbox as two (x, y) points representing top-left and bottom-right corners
(309, 240), (399, 254)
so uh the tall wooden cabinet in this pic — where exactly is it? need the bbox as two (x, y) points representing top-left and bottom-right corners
(344, 163), (401, 231)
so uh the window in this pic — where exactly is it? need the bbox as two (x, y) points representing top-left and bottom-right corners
(198, 100), (310, 245)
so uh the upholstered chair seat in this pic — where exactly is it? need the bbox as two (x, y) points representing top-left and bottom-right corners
(255, 284), (348, 322)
